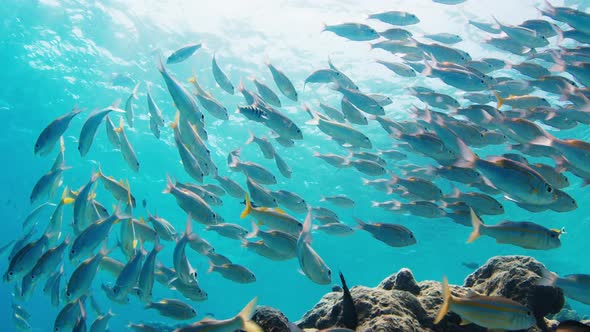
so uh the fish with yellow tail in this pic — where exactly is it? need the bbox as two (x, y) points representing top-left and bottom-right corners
(173, 297), (262, 332)
(435, 276), (536, 330)
(467, 208), (563, 250)
(241, 194), (302, 236)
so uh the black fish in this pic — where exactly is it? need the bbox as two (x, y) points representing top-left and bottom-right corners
(557, 320), (590, 332)
(338, 271), (358, 330)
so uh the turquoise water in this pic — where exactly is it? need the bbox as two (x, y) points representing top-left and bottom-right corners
(1, 0), (589, 330)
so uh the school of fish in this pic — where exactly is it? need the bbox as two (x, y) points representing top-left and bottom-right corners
(5, 0), (590, 330)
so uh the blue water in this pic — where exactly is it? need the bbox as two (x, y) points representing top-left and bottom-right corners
(1, 0), (590, 330)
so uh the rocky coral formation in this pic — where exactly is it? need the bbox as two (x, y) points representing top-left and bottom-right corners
(252, 306), (291, 332)
(253, 255), (577, 332)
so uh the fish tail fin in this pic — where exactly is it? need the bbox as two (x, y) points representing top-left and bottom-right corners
(61, 186), (74, 205)
(91, 169), (100, 183)
(246, 220), (259, 239)
(467, 208), (483, 243)
(156, 52), (165, 73)
(530, 135), (554, 147)
(353, 217), (366, 230)
(125, 179), (133, 207)
(303, 104), (319, 124)
(552, 23), (564, 45)
(450, 186), (461, 198)
(454, 137), (477, 168)
(245, 130), (255, 145)
(237, 79), (245, 93)
(240, 194), (252, 219)
(537, 268), (559, 287)
(244, 321), (263, 332)
(434, 276), (452, 324)
(114, 116), (124, 133)
(153, 234), (163, 253)
(493, 90), (505, 109)
(421, 56), (434, 76)
(207, 261), (216, 273)
(549, 50), (566, 72)
(542, 0), (556, 15)
(238, 297), (262, 332)
(163, 174), (174, 194)
(112, 204), (130, 224)
(170, 112), (180, 130)
(95, 163), (104, 180)
(131, 82), (141, 100)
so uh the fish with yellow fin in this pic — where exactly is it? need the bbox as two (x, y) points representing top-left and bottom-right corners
(241, 194), (302, 236)
(435, 276), (536, 330)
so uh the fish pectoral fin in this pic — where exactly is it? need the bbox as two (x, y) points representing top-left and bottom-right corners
(296, 268), (306, 277)
(459, 319), (472, 326)
(502, 195), (520, 203)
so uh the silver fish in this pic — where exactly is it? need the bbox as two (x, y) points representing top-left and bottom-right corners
(35, 107), (83, 156)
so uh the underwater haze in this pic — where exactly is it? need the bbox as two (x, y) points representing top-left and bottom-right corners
(2, 0), (590, 330)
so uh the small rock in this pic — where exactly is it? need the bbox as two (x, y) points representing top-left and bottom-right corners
(378, 268), (421, 295)
(253, 306), (291, 332)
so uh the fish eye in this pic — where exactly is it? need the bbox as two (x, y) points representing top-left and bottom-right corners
(328, 270), (332, 276)
(71, 249), (75, 254)
(192, 309), (196, 313)
(9, 271), (13, 276)
(547, 186), (553, 193)
(66, 291), (71, 297)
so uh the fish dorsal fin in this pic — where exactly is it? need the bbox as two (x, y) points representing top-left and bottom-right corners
(465, 289), (479, 298)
